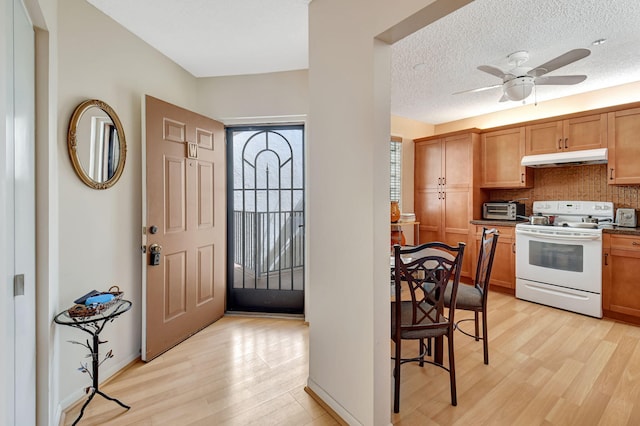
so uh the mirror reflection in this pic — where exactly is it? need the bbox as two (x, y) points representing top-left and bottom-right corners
(68, 100), (126, 189)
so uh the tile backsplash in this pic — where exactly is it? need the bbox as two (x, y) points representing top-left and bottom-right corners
(490, 164), (640, 216)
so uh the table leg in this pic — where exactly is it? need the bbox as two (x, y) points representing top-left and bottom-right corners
(434, 335), (444, 365)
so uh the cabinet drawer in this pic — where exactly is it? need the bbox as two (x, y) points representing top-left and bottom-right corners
(610, 235), (640, 252)
(475, 225), (514, 239)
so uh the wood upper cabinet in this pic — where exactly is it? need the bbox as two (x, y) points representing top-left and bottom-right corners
(481, 127), (533, 188)
(525, 114), (607, 155)
(414, 132), (479, 278)
(607, 107), (640, 185)
(414, 133), (473, 191)
(602, 234), (640, 322)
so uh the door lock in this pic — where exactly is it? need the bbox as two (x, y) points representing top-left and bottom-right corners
(149, 244), (162, 266)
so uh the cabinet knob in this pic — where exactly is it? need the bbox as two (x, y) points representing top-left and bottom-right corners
(604, 252), (608, 266)
(633, 241), (640, 246)
(610, 168), (615, 180)
(558, 139), (562, 150)
(564, 138), (568, 149)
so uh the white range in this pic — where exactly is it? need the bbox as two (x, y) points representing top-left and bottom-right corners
(515, 200), (614, 318)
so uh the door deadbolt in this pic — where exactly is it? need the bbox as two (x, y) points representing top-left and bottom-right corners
(149, 244), (162, 266)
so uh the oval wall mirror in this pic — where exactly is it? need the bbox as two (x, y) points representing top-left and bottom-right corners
(67, 99), (127, 189)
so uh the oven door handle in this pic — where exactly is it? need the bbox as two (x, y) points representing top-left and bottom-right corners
(516, 229), (602, 241)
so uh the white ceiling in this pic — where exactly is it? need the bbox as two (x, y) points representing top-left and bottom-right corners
(87, 0), (640, 125)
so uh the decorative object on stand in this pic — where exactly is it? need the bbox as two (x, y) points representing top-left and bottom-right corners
(390, 201), (405, 246)
(390, 200), (401, 223)
(67, 286), (124, 318)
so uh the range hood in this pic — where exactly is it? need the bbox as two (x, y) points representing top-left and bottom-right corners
(521, 148), (608, 168)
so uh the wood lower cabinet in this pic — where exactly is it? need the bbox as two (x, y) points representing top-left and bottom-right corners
(414, 131), (480, 278)
(602, 234), (640, 323)
(525, 114), (607, 155)
(473, 225), (515, 293)
(607, 107), (640, 185)
(480, 127), (533, 188)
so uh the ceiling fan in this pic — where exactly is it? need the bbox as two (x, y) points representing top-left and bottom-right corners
(455, 48), (591, 102)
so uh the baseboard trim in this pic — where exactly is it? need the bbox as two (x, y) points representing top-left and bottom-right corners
(305, 380), (356, 425)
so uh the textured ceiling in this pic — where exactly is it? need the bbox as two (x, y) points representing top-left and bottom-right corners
(87, 0), (640, 125)
(391, 0), (640, 124)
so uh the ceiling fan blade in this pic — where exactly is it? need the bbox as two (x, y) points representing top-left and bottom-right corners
(453, 84), (502, 95)
(528, 48), (591, 77)
(477, 65), (508, 79)
(535, 75), (587, 85)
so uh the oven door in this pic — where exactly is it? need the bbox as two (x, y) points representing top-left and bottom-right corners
(515, 227), (602, 293)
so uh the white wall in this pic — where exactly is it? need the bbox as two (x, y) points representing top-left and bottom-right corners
(55, 0), (199, 411)
(306, 1), (471, 424)
(196, 70), (308, 123)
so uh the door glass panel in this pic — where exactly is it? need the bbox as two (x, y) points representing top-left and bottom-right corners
(529, 240), (583, 273)
(227, 125), (305, 313)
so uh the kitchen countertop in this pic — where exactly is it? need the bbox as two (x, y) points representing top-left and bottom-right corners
(470, 219), (527, 227)
(470, 219), (640, 236)
(602, 227), (640, 236)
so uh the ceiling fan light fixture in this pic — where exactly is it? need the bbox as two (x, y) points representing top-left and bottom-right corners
(504, 76), (534, 101)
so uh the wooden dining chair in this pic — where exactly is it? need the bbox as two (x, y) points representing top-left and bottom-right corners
(391, 241), (465, 413)
(445, 227), (499, 365)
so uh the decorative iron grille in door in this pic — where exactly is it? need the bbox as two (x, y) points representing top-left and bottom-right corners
(226, 125), (305, 313)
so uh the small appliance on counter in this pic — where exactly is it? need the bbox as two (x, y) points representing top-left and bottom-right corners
(482, 200), (526, 221)
(615, 208), (637, 228)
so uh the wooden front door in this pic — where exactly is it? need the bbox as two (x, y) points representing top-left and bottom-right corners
(143, 95), (225, 361)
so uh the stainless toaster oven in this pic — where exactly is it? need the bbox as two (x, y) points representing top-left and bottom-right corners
(483, 202), (525, 221)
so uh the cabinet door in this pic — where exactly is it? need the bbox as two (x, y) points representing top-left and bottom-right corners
(443, 189), (471, 276)
(489, 237), (515, 290)
(608, 108), (640, 185)
(414, 139), (442, 190)
(607, 249), (640, 318)
(563, 114), (607, 151)
(525, 121), (563, 155)
(414, 189), (441, 244)
(481, 127), (532, 188)
(474, 225), (514, 291)
(443, 133), (472, 189)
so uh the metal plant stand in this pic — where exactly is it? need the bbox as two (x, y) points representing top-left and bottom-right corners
(54, 299), (132, 425)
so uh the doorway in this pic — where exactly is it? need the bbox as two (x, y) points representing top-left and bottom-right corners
(226, 125), (305, 314)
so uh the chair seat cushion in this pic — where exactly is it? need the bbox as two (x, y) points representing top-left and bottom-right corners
(391, 301), (450, 340)
(421, 281), (483, 310)
(452, 283), (482, 310)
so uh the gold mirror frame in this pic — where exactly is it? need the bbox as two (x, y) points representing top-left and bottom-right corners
(67, 99), (127, 189)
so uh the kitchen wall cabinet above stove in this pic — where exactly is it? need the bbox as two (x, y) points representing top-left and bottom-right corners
(525, 114), (607, 156)
(607, 107), (640, 185)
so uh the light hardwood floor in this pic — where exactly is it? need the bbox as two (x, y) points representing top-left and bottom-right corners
(63, 292), (640, 425)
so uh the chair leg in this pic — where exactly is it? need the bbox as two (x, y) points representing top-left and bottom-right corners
(394, 338), (401, 413)
(482, 309), (489, 365)
(474, 311), (480, 341)
(447, 330), (457, 406)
